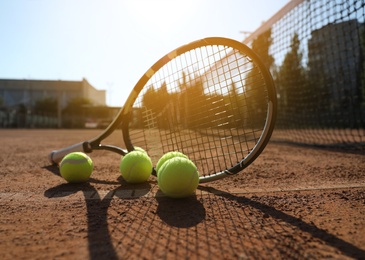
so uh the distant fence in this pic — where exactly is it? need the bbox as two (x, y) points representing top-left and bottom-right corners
(0, 110), (115, 129)
(0, 110), (59, 128)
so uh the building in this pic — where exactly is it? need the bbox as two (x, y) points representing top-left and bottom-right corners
(0, 78), (107, 128)
(308, 20), (362, 111)
(0, 78), (106, 109)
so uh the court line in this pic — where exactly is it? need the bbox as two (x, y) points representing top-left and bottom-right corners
(1, 182), (365, 202)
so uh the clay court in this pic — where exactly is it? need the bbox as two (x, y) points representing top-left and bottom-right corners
(0, 129), (364, 259)
(1, 1), (365, 259)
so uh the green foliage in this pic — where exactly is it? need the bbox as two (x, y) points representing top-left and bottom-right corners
(63, 97), (92, 115)
(34, 97), (58, 114)
(359, 24), (365, 108)
(17, 103), (27, 114)
(61, 97), (92, 128)
(276, 33), (308, 117)
(246, 30), (274, 124)
(251, 29), (275, 70)
(139, 72), (252, 130)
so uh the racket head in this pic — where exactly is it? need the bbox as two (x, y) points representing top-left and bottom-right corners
(122, 37), (277, 183)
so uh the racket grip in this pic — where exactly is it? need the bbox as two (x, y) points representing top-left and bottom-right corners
(48, 142), (90, 165)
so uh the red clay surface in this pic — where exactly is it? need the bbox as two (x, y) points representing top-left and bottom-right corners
(0, 129), (364, 259)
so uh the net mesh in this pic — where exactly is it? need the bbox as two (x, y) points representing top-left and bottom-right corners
(243, 0), (365, 149)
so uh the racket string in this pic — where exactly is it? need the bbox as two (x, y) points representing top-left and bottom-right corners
(129, 42), (271, 177)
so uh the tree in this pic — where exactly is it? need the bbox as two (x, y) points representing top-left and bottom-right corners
(34, 97), (57, 114)
(141, 83), (173, 129)
(244, 29), (275, 128)
(227, 81), (247, 128)
(277, 33), (307, 119)
(251, 29), (275, 70)
(359, 23), (365, 127)
(62, 97), (92, 116)
(62, 97), (92, 128)
(142, 86), (157, 112)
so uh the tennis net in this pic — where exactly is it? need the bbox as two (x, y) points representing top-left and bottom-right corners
(243, 0), (365, 149)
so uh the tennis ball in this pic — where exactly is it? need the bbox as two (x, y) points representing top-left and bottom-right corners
(157, 157), (199, 198)
(155, 151), (188, 175)
(134, 146), (147, 154)
(59, 152), (93, 183)
(120, 151), (153, 183)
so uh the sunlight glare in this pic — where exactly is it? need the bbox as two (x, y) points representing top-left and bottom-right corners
(123, 0), (197, 34)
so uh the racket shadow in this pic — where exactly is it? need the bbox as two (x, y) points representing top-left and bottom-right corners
(42, 164), (121, 185)
(44, 183), (118, 260)
(198, 186), (365, 259)
(155, 194), (206, 228)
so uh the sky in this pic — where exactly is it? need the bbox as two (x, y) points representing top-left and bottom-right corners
(0, 0), (289, 107)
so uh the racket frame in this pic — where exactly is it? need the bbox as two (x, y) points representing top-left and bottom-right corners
(121, 37), (277, 182)
(49, 37), (277, 184)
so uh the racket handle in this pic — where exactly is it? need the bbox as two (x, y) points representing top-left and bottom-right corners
(48, 142), (90, 164)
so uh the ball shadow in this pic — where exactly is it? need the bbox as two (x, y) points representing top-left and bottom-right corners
(42, 165), (60, 176)
(155, 193), (206, 228)
(114, 176), (151, 199)
(44, 182), (93, 198)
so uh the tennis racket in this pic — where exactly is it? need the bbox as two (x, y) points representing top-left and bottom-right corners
(48, 37), (277, 183)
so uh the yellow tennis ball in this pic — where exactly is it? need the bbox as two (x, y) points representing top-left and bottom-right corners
(134, 146), (148, 154)
(157, 157), (199, 198)
(155, 151), (188, 175)
(59, 152), (93, 183)
(120, 151), (153, 183)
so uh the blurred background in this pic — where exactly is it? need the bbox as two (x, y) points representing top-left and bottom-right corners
(0, 0), (364, 149)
